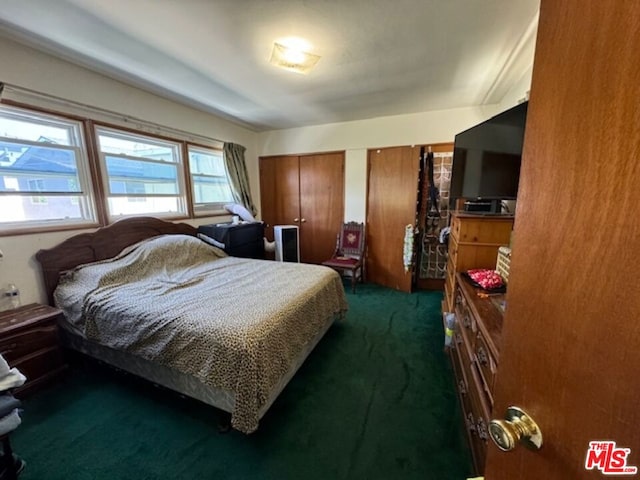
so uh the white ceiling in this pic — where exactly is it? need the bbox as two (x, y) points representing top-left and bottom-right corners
(0, 0), (540, 131)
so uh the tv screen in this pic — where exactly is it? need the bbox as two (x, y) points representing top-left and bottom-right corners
(449, 101), (528, 211)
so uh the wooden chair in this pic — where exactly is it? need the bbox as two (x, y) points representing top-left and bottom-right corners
(321, 222), (365, 293)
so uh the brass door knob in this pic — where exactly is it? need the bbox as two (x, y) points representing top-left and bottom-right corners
(301, 218), (307, 223)
(294, 218), (299, 222)
(489, 406), (543, 452)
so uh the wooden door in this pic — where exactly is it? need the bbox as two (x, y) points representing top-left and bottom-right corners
(298, 152), (344, 264)
(485, 1), (640, 478)
(259, 155), (300, 244)
(366, 146), (420, 292)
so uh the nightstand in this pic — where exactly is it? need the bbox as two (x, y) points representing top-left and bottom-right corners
(0, 304), (67, 397)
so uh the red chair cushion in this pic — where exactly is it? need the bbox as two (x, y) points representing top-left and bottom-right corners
(323, 257), (359, 268)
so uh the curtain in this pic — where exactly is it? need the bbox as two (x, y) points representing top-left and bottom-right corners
(223, 142), (257, 216)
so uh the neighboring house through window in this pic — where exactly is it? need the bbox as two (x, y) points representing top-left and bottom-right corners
(96, 127), (187, 218)
(0, 105), (96, 230)
(188, 145), (234, 215)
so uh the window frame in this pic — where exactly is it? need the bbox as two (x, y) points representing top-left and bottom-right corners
(0, 105), (99, 233)
(0, 100), (237, 237)
(95, 125), (189, 221)
(187, 143), (235, 217)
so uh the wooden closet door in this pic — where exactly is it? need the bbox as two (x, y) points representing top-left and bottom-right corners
(259, 155), (300, 243)
(366, 146), (420, 292)
(298, 152), (345, 264)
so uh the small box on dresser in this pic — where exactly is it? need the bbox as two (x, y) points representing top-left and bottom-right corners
(0, 304), (67, 397)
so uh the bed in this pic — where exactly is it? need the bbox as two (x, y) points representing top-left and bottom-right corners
(36, 216), (348, 433)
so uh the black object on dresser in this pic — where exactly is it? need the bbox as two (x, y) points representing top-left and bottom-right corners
(198, 222), (265, 259)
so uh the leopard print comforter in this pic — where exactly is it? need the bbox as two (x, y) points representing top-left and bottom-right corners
(54, 234), (348, 433)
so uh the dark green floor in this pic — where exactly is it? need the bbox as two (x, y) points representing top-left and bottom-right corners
(13, 283), (472, 480)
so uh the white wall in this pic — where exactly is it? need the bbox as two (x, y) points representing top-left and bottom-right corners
(0, 37), (258, 305)
(256, 104), (502, 222)
(498, 64), (533, 111)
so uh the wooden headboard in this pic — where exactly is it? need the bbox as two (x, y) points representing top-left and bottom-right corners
(36, 216), (197, 306)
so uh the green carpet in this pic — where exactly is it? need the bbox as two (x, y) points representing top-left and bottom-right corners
(13, 283), (472, 479)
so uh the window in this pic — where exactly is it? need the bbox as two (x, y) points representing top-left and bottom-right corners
(96, 127), (187, 218)
(28, 180), (47, 205)
(0, 106), (96, 230)
(188, 145), (234, 214)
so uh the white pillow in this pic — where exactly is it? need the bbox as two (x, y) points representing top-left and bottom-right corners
(224, 203), (256, 222)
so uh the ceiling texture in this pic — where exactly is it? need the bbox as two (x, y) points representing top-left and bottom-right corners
(0, 0), (540, 131)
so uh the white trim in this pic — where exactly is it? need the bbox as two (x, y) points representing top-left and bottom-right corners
(481, 11), (539, 105)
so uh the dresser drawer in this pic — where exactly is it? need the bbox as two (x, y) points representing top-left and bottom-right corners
(451, 340), (470, 401)
(450, 215), (462, 242)
(455, 302), (477, 355)
(0, 324), (59, 363)
(451, 341), (480, 466)
(445, 269), (455, 309)
(467, 380), (490, 473)
(12, 346), (65, 386)
(452, 215), (513, 245)
(447, 237), (459, 267)
(474, 330), (498, 406)
(454, 283), (466, 311)
(456, 327), (475, 373)
(0, 304), (67, 396)
(459, 349), (491, 473)
(456, 300), (477, 335)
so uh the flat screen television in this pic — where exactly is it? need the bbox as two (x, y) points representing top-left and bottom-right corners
(449, 101), (528, 214)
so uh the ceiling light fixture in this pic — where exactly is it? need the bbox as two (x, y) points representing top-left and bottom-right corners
(269, 41), (321, 75)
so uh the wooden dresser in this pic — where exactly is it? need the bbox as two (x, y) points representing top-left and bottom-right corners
(0, 304), (67, 396)
(443, 212), (513, 312)
(449, 273), (504, 474)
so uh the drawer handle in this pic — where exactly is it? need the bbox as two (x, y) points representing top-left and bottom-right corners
(477, 345), (489, 366)
(462, 313), (471, 328)
(455, 333), (463, 346)
(477, 417), (489, 441)
(466, 412), (476, 433)
(458, 379), (467, 395)
(0, 344), (17, 355)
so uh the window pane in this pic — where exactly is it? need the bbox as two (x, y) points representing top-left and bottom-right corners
(97, 127), (186, 219)
(0, 106), (95, 230)
(0, 141), (81, 193)
(192, 175), (233, 203)
(99, 133), (176, 162)
(189, 149), (226, 175)
(107, 197), (181, 216)
(105, 156), (178, 195)
(0, 115), (74, 145)
(188, 146), (234, 210)
(0, 195), (89, 223)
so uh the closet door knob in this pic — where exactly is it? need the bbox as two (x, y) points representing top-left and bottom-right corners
(294, 218), (299, 222)
(301, 218), (307, 223)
